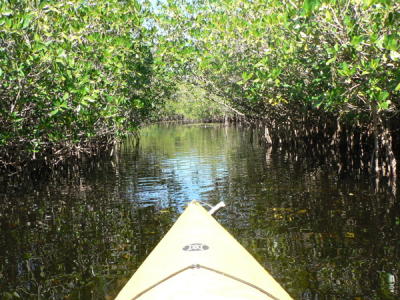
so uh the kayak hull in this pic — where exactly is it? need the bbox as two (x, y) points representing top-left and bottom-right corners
(115, 201), (292, 300)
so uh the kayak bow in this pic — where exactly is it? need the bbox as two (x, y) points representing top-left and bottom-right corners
(115, 201), (293, 300)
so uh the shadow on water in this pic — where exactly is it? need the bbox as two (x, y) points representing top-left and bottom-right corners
(1, 123), (399, 299)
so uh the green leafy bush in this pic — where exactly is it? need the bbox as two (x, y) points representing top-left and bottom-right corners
(0, 0), (172, 169)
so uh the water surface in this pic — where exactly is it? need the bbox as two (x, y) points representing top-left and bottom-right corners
(1, 123), (399, 299)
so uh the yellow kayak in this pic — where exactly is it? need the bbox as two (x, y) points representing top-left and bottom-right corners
(115, 201), (293, 300)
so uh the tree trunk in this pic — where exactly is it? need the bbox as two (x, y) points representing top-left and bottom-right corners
(264, 126), (273, 145)
(370, 100), (380, 174)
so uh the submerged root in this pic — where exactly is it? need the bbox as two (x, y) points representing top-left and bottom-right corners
(0, 137), (116, 178)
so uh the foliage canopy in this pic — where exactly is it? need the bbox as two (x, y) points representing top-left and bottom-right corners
(1, 0), (399, 174)
(0, 0), (173, 169)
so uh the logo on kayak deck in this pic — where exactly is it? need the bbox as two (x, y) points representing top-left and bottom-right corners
(182, 243), (209, 251)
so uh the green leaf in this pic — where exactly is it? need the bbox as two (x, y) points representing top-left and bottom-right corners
(21, 15), (33, 29)
(241, 72), (253, 82)
(369, 58), (380, 70)
(351, 35), (363, 50)
(303, 0), (320, 16)
(363, 0), (375, 8)
(378, 91), (389, 102)
(378, 100), (390, 110)
(383, 34), (398, 51)
(390, 51), (400, 61)
(338, 62), (356, 77)
(326, 57), (336, 65)
(49, 109), (60, 116)
(375, 35), (384, 49)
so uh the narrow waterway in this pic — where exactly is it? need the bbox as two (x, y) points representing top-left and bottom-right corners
(1, 123), (399, 299)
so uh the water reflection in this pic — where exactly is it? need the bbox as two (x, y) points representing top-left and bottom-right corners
(1, 123), (399, 299)
(118, 124), (235, 210)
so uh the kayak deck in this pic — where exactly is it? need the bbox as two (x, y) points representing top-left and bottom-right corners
(115, 201), (293, 300)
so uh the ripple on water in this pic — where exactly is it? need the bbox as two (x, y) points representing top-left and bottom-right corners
(1, 123), (399, 300)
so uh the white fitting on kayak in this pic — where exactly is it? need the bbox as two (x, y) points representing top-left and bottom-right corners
(208, 201), (226, 215)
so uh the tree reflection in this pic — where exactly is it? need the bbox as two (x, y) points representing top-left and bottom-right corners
(1, 124), (399, 299)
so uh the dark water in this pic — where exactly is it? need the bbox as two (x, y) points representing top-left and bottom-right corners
(1, 123), (399, 300)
